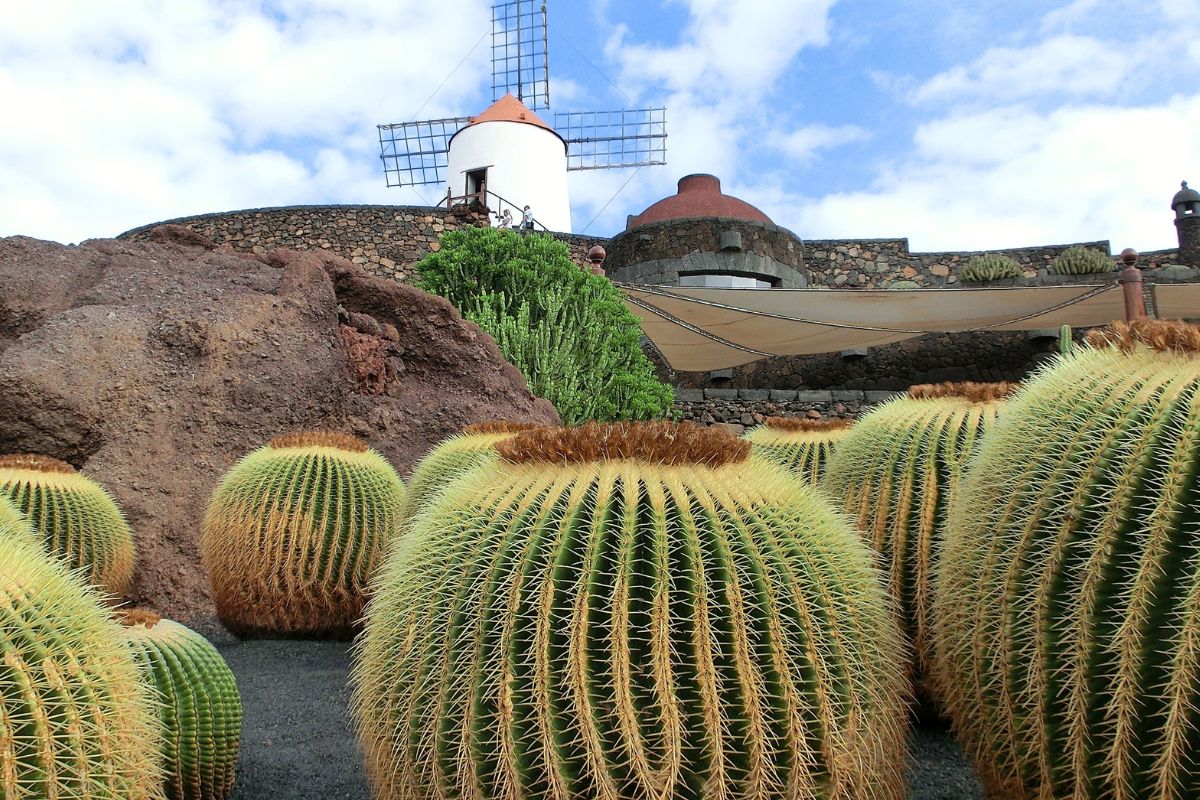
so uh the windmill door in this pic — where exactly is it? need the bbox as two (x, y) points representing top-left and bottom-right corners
(465, 168), (488, 204)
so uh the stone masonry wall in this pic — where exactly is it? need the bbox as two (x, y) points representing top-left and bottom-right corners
(605, 217), (805, 273)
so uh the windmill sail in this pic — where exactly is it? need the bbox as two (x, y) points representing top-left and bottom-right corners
(556, 108), (668, 171)
(491, 0), (549, 111)
(377, 117), (469, 188)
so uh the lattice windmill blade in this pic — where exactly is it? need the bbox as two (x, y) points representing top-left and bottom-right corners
(491, 0), (549, 111)
(377, 116), (470, 187)
(555, 108), (668, 171)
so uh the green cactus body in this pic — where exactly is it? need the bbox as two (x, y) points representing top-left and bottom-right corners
(0, 495), (36, 545)
(743, 417), (854, 484)
(1051, 245), (1113, 275)
(400, 422), (541, 526)
(122, 611), (242, 800)
(354, 422), (908, 800)
(960, 253), (1022, 282)
(820, 382), (1011, 693)
(201, 431), (405, 638)
(0, 526), (164, 800)
(0, 454), (136, 597)
(934, 320), (1200, 799)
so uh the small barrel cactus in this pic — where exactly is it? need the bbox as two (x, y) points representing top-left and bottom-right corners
(743, 416), (854, 483)
(121, 610), (242, 800)
(400, 420), (543, 524)
(960, 253), (1022, 282)
(1050, 245), (1113, 274)
(0, 453), (136, 597)
(354, 422), (908, 800)
(935, 319), (1200, 799)
(0, 526), (163, 799)
(201, 430), (405, 638)
(821, 382), (1014, 695)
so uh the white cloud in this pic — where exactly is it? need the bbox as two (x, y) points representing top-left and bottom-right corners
(767, 124), (870, 163)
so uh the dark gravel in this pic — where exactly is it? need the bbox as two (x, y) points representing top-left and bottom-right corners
(217, 640), (983, 800)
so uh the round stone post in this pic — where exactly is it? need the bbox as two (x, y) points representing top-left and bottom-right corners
(1117, 248), (1145, 321)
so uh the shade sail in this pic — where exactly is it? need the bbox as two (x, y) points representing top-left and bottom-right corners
(1153, 283), (1200, 319)
(622, 282), (1130, 371)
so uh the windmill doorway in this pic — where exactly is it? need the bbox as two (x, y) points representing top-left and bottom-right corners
(465, 168), (488, 205)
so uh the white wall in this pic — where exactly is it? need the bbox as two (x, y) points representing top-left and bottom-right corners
(447, 121), (572, 233)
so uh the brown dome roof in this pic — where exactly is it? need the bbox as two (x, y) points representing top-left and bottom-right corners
(627, 174), (772, 230)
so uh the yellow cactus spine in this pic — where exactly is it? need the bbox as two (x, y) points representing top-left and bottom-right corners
(743, 416), (854, 483)
(121, 611), (243, 800)
(0, 526), (164, 800)
(201, 431), (405, 638)
(0, 453), (136, 597)
(0, 494), (36, 544)
(354, 422), (909, 800)
(934, 319), (1200, 799)
(820, 381), (1014, 695)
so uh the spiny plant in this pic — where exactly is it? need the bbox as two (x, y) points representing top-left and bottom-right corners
(354, 421), (909, 800)
(0, 453), (136, 597)
(0, 494), (36, 544)
(121, 610), (243, 800)
(399, 421), (543, 525)
(1050, 245), (1113, 275)
(201, 431), (406, 638)
(0, 527), (164, 800)
(959, 253), (1022, 282)
(934, 319), (1200, 800)
(743, 416), (855, 484)
(821, 381), (1015, 697)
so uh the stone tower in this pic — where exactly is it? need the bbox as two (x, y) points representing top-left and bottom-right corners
(1173, 180), (1200, 266)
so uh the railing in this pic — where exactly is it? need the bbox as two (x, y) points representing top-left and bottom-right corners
(438, 187), (549, 232)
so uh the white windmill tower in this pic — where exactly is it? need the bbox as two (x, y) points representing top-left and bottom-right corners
(377, 0), (667, 233)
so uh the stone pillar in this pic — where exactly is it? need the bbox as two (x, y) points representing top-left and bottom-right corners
(1172, 180), (1200, 266)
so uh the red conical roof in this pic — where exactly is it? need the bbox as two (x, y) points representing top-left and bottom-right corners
(627, 174), (772, 230)
(466, 93), (555, 132)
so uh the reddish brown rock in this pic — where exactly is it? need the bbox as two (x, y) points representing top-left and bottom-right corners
(0, 231), (558, 632)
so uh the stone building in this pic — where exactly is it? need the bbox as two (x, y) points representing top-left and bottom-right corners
(1174, 180), (1200, 267)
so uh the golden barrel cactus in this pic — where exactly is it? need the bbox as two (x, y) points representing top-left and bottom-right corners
(935, 320), (1200, 799)
(354, 422), (908, 800)
(121, 611), (243, 800)
(201, 431), (405, 638)
(743, 416), (854, 483)
(0, 453), (136, 597)
(0, 494), (36, 544)
(820, 382), (1013, 692)
(0, 527), (163, 799)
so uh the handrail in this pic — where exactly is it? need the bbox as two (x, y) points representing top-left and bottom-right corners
(439, 187), (550, 232)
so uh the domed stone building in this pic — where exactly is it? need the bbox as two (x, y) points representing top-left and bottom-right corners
(603, 174), (806, 289)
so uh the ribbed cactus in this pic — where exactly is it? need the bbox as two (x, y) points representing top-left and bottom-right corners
(400, 421), (542, 524)
(821, 382), (1013, 693)
(1050, 245), (1113, 275)
(0, 494), (36, 544)
(121, 610), (242, 800)
(201, 431), (405, 638)
(960, 253), (1022, 282)
(0, 526), (163, 800)
(934, 319), (1200, 800)
(743, 416), (854, 484)
(354, 422), (908, 800)
(0, 453), (136, 597)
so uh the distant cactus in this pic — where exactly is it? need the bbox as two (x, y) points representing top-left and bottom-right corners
(743, 416), (854, 483)
(399, 420), (543, 525)
(355, 422), (909, 800)
(821, 382), (1014, 697)
(201, 431), (405, 638)
(1050, 245), (1113, 274)
(935, 320), (1200, 799)
(0, 528), (163, 800)
(0, 453), (135, 597)
(121, 610), (242, 800)
(960, 253), (1022, 282)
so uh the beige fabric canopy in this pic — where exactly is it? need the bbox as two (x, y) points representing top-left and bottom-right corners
(622, 283), (1129, 371)
(1154, 283), (1200, 320)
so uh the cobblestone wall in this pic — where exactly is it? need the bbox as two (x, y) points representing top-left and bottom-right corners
(671, 388), (898, 435)
(605, 217), (805, 272)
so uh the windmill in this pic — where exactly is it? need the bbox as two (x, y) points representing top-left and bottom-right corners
(377, 0), (667, 233)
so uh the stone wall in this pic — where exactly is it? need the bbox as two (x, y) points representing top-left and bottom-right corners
(605, 217), (805, 272)
(672, 388), (901, 435)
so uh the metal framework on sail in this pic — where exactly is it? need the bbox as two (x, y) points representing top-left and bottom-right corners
(556, 107), (668, 171)
(377, 116), (469, 188)
(491, 0), (549, 111)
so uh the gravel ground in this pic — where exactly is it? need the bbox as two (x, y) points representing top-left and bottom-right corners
(217, 639), (983, 800)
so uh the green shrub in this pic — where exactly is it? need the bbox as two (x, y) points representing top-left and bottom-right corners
(417, 227), (673, 423)
(1051, 245), (1112, 274)
(959, 253), (1022, 282)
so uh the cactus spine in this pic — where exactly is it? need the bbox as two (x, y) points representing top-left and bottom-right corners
(934, 320), (1200, 799)
(743, 417), (854, 483)
(0, 494), (36, 544)
(821, 382), (1013, 692)
(121, 611), (243, 800)
(201, 431), (406, 638)
(354, 422), (908, 800)
(0, 453), (136, 597)
(0, 526), (164, 800)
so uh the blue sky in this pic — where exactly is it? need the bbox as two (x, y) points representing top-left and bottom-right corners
(2, 0), (1197, 252)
